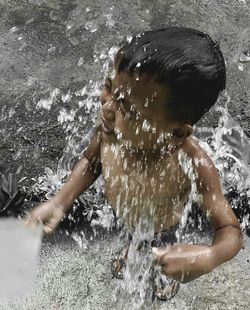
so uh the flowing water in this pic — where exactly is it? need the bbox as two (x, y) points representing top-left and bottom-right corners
(30, 56), (250, 309)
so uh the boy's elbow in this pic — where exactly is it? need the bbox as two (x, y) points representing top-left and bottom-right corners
(228, 224), (244, 248)
(237, 226), (244, 249)
(227, 224), (243, 256)
(213, 224), (244, 261)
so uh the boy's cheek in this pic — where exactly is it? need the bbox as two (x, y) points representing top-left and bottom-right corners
(115, 112), (135, 134)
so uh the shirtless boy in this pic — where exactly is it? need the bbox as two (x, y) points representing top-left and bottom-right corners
(27, 27), (243, 300)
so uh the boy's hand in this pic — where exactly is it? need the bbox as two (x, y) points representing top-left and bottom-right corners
(152, 244), (213, 283)
(26, 201), (65, 234)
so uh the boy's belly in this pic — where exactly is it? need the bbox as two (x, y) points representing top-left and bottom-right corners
(101, 142), (190, 232)
(105, 183), (188, 232)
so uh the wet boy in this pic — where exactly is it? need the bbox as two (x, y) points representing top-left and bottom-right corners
(27, 27), (243, 299)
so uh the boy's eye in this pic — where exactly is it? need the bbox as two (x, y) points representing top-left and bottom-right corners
(117, 98), (137, 119)
(104, 77), (112, 91)
(116, 97), (127, 113)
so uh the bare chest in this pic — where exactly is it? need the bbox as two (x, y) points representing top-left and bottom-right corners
(100, 142), (190, 230)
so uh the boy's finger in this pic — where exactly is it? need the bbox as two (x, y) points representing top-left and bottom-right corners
(152, 246), (171, 256)
(43, 224), (54, 234)
(152, 247), (161, 255)
(152, 246), (171, 266)
(24, 214), (39, 227)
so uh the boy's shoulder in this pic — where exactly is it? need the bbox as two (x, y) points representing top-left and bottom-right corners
(181, 136), (217, 181)
(182, 136), (212, 164)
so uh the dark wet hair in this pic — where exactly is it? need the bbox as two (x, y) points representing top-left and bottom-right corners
(115, 27), (226, 125)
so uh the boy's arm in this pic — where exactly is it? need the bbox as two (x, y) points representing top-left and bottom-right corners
(26, 127), (102, 232)
(194, 147), (243, 268)
(52, 128), (102, 212)
(153, 138), (243, 282)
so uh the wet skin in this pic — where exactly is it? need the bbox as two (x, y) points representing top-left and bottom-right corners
(100, 70), (191, 232)
(27, 67), (243, 283)
(91, 68), (242, 282)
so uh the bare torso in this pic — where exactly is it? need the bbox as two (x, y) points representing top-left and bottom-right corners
(100, 140), (191, 232)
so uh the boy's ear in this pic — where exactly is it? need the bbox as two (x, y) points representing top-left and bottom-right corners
(173, 123), (193, 140)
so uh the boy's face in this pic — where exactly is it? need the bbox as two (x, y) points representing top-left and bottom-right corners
(100, 67), (180, 151)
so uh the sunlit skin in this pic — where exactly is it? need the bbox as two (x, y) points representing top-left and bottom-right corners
(27, 65), (243, 284)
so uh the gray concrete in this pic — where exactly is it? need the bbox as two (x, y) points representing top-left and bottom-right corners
(0, 233), (250, 309)
(0, 0), (250, 309)
(0, 0), (249, 178)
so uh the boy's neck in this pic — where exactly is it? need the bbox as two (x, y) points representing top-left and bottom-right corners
(116, 139), (184, 159)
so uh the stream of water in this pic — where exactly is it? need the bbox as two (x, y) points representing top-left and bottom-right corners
(30, 51), (250, 308)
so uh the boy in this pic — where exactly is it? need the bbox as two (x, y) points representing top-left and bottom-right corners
(27, 27), (243, 300)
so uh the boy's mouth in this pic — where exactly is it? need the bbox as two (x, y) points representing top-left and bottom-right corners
(101, 118), (114, 134)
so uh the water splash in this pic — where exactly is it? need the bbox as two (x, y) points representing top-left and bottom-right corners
(30, 41), (250, 309)
(84, 21), (98, 33)
(194, 102), (250, 231)
(195, 101), (249, 183)
(36, 88), (60, 111)
(116, 228), (155, 309)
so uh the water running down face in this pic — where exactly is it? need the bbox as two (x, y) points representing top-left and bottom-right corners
(100, 66), (193, 152)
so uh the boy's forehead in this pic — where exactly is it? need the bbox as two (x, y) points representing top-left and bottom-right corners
(113, 70), (169, 103)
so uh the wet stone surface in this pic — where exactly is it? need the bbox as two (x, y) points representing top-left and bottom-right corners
(0, 0), (250, 309)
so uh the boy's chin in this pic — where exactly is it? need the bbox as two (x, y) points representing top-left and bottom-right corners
(101, 130), (116, 143)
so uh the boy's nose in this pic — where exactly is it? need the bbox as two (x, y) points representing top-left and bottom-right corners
(101, 101), (115, 122)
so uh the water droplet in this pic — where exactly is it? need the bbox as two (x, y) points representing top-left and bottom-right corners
(36, 88), (60, 111)
(126, 35), (133, 43)
(239, 53), (250, 63)
(127, 87), (132, 95)
(117, 131), (123, 140)
(48, 45), (56, 53)
(10, 26), (18, 33)
(106, 13), (115, 28)
(57, 109), (76, 124)
(25, 18), (34, 25)
(84, 21), (98, 33)
(142, 119), (151, 132)
(157, 132), (164, 144)
(144, 98), (149, 107)
(71, 231), (88, 250)
(61, 90), (72, 103)
(117, 92), (125, 101)
(151, 126), (156, 134)
(68, 36), (79, 46)
(99, 53), (107, 60)
(77, 57), (84, 66)
(123, 159), (128, 170)
(238, 63), (244, 71)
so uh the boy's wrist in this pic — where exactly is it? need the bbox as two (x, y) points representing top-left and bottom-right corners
(50, 196), (71, 213)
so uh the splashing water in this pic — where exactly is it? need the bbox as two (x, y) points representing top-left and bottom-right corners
(28, 45), (250, 308)
(115, 228), (156, 309)
(194, 95), (250, 231)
